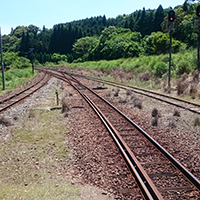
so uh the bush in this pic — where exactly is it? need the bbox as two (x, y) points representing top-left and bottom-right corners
(153, 61), (168, 78)
(176, 60), (191, 75)
(2, 52), (31, 69)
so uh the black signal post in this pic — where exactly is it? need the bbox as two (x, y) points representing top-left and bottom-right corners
(197, 5), (200, 71)
(168, 10), (175, 22)
(167, 10), (175, 90)
(196, 5), (200, 17)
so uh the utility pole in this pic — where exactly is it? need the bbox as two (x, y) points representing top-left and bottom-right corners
(0, 27), (5, 90)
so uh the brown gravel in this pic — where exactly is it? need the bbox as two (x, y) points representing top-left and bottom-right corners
(1, 70), (200, 199)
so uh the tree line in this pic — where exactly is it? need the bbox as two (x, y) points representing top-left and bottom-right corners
(1, 1), (199, 65)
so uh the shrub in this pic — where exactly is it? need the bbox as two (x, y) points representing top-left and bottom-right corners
(176, 60), (191, 75)
(153, 61), (168, 78)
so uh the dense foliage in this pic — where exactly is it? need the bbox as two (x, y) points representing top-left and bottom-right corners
(1, 1), (200, 66)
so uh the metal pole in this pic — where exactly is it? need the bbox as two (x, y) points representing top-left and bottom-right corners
(0, 27), (5, 90)
(168, 30), (172, 89)
(198, 19), (200, 71)
(55, 88), (59, 105)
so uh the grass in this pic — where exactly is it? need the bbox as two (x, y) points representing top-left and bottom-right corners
(0, 89), (81, 199)
(68, 49), (197, 79)
(0, 67), (35, 95)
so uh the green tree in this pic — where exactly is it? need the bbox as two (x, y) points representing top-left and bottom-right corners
(154, 5), (164, 32)
(72, 36), (99, 61)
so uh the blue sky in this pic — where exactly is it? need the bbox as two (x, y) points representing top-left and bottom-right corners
(1, 0), (185, 35)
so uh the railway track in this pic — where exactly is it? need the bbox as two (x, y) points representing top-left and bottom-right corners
(70, 72), (200, 115)
(0, 72), (50, 114)
(36, 67), (200, 199)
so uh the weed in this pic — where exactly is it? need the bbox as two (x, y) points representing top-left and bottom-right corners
(139, 71), (151, 81)
(194, 117), (200, 126)
(168, 119), (176, 128)
(152, 108), (159, 118)
(193, 70), (199, 83)
(61, 97), (70, 113)
(28, 109), (36, 118)
(181, 73), (188, 81)
(151, 108), (160, 126)
(106, 91), (112, 97)
(132, 96), (143, 109)
(190, 84), (198, 99)
(113, 89), (120, 97)
(152, 116), (158, 126)
(126, 89), (132, 96)
(173, 110), (180, 117)
(0, 116), (12, 126)
(118, 97), (127, 104)
(177, 80), (188, 95)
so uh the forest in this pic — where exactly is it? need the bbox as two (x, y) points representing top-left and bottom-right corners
(1, 0), (200, 66)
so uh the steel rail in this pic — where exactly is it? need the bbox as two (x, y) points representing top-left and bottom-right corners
(0, 72), (47, 104)
(83, 93), (164, 200)
(0, 73), (50, 113)
(63, 70), (200, 191)
(84, 84), (200, 191)
(70, 72), (200, 114)
(63, 75), (163, 200)
(36, 69), (162, 199)
(36, 67), (200, 193)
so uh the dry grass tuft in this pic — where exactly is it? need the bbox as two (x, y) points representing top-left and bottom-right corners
(0, 116), (12, 126)
(177, 80), (188, 95)
(113, 89), (120, 97)
(118, 97), (127, 104)
(131, 96), (143, 109)
(151, 116), (158, 127)
(152, 108), (159, 118)
(173, 110), (180, 117)
(189, 84), (198, 99)
(193, 70), (199, 83)
(181, 73), (188, 81)
(106, 91), (112, 97)
(126, 89), (132, 96)
(139, 71), (151, 82)
(194, 117), (200, 127)
(61, 97), (70, 114)
(151, 108), (160, 126)
(28, 109), (36, 118)
(168, 119), (176, 128)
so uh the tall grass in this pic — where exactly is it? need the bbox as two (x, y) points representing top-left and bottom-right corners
(0, 67), (35, 92)
(68, 49), (197, 78)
